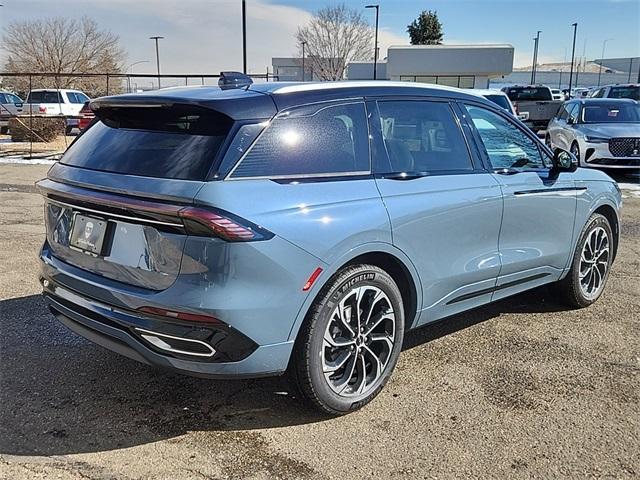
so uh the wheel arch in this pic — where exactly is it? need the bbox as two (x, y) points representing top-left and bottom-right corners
(287, 243), (423, 343)
(593, 203), (619, 261)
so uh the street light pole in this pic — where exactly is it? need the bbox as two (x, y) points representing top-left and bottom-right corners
(149, 36), (164, 89)
(597, 38), (612, 87)
(127, 61), (150, 93)
(531, 31), (541, 84)
(568, 23), (578, 96)
(365, 5), (379, 80)
(242, 0), (247, 74)
(301, 41), (307, 82)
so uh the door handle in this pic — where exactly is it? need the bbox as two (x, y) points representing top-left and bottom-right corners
(493, 168), (520, 175)
(383, 172), (426, 181)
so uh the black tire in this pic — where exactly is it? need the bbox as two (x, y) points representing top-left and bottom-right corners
(556, 213), (613, 308)
(292, 264), (405, 415)
(0, 126), (8, 135)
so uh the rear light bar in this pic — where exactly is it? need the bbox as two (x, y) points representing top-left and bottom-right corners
(138, 306), (222, 324)
(37, 179), (274, 243)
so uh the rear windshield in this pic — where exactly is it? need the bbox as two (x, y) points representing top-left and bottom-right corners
(61, 106), (233, 180)
(582, 103), (640, 123)
(484, 94), (512, 112)
(504, 87), (552, 101)
(27, 91), (63, 103)
(608, 86), (640, 100)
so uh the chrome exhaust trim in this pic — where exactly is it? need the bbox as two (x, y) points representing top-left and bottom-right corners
(134, 327), (216, 358)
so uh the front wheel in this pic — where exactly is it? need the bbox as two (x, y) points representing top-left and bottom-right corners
(292, 264), (405, 415)
(570, 142), (581, 163)
(556, 213), (613, 308)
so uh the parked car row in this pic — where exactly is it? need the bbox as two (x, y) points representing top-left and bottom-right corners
(0, 88), (91, 135)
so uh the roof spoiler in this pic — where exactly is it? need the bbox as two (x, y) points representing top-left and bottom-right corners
(218, 71), (253, 90)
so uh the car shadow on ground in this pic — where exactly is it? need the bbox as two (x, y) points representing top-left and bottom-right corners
(0, 288), (570, 456)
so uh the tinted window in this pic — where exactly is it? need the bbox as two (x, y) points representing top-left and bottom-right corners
(465, 105), (547, 170)
(27, 91), (63, 103)
(66, 91), (89, 104)
(505, 87), (552, 101)
(377, 101), (472, 173)
(0, 94), (6, 104)
(591, 89), (605, 98)
(484, 94), (512, 112)
(567, 103), (580, 122)
(6, 94), (22, 104)
(582, 103), (640, 123)
(232, 102), (369, 178)
(608, 86), (639, 100)
(61, 107), (232, 180)
(557, 103), (571, 120)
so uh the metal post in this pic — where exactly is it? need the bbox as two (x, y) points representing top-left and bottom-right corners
(597, 39), (612, 87)
(366, 5), (379, 80)
(242, 0), (247, 74)
(149, 36), (164, 88)
(301, 41), (306, 81)
(106, 74), (110, 95)
(531, 31), (541, 84)
(568, 23), (578, 96)
(629, 58), (633, 83)
(29, 74), (33, 160)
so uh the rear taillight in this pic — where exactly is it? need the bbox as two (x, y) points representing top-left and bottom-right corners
(178, 206), (274, 242)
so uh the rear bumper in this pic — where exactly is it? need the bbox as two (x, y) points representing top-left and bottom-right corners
(42, 279), (294, 379)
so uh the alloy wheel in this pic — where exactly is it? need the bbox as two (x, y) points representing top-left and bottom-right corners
(579, 226), (609, 300)
(321, 285), (396, 397)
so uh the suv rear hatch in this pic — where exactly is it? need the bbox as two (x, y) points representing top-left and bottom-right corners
(38, 93), (274, 290)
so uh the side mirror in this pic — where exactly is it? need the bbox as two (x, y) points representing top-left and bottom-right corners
(566, 116), (574, 125)
(552, 148), (578, 172)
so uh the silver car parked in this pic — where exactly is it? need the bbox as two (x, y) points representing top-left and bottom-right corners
(546, 98), (640, 170)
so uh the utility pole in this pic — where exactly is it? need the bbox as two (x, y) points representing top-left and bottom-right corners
(531, 31), (541, 84)
(242, 0), (247, 74)
(597, 39), (612, 87)
(568, 23), (578, 96)
(365, 5), (380, 80)
(149, 36), (164, 88)
(301, 41), (307, 81)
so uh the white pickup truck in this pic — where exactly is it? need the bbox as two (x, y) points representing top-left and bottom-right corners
(24, 89), (91, 133)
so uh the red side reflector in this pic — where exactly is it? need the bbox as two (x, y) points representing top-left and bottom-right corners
(303, 267), (323, 291)
(138, 306), (221, 324)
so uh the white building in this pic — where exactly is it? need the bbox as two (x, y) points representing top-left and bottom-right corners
(347, 44), (514, 89)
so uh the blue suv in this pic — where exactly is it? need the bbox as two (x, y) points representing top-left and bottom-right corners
(38, 80), (621, 415)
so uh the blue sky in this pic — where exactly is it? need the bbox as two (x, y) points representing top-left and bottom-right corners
(0, 0), (638, 75)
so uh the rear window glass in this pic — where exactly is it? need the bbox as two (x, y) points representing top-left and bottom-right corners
(27, 91), (63, 103)
(608, 86), (639, 100)
(484, 94), (512, 112)
(231, 102), (369, 178)
(505, 87), (552, 101)
(61, 107), (232, 180)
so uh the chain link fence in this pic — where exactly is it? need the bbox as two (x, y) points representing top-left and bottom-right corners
(0, 71), (277, 160)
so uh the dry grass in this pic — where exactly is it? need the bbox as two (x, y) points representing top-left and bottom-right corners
(0, 133), (73, 156)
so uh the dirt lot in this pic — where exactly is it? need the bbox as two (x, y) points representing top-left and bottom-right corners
(0, 164), (638, 479)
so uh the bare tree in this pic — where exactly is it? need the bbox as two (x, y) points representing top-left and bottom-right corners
(295, 4), (373, 81)
(2, 17), (127, 97)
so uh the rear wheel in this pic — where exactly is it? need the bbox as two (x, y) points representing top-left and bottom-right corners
(292, 264), (404, 415)
(556, 213), (613, 308)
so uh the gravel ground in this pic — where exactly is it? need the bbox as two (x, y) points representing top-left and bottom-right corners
(0, 165), (638, 479)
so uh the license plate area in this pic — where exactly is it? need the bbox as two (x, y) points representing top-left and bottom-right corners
(69, 213), (110, 256)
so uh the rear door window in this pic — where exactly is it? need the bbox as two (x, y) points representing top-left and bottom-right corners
(61, 106), (233, 180)
(376, 100), (473, 173)
(608, 86), (640, 100)
(230, 102), (369, 179)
